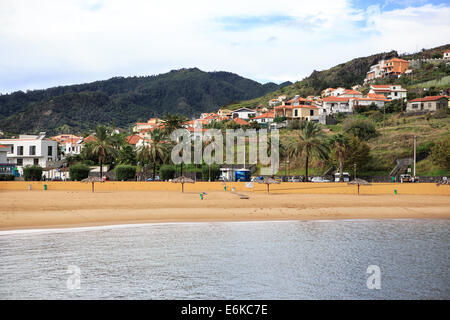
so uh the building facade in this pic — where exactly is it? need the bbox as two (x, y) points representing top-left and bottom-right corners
(369, 84), (407, 100)
(0, 134), (58, 175)
(406, 96), (449, 113)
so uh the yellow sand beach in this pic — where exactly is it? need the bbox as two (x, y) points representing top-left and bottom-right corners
(0, 189), (449, 231)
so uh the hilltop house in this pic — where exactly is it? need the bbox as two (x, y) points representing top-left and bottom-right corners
(339, 89), (363, 98)
(369, 84), (407, 100)
(231, 108), (257, 120)
(443, 50), (450, 60)
(321, 95), (389, 115)
(365, 59), (386, 83)
(274, 105), (319, 121)
(0, 133), (58, 175)
(268, 98), (280, 107)
(253, 111), (275, 125)
(383, 58), (409, 77)
(406, 96), (449, 113)
(133, 118), (163, 132)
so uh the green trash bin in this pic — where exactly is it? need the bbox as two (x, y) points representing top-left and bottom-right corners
(44, 184), (47, 190)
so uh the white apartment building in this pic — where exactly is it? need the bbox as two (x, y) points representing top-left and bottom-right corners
(0, 145), (7, 163)
(365, 59), (386, 82)
(0, 133), (58, 174)
(369, 84), (407, 100)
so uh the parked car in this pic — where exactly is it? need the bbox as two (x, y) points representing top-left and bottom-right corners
(334, 172), (350, 182)
(400, 174), (418, 183)
(288, 176), (300, 182)
(311, 176), (331, 183)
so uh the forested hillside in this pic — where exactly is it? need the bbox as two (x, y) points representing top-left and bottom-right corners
(0, 68), (291, 135)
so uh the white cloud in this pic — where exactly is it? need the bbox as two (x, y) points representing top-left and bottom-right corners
(0, 0), (449, 92)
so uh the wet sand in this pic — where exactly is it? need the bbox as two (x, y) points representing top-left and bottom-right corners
(0, 190), (449, 231)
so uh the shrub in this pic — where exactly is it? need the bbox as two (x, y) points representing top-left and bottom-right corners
(201, 164), (220, 181)
(114, 165), (137, 181)
(159, 165), (175, 181)
(430, 135), (450, 169)
(69, 164), (91, 181)
(343, 118), (378, 141)
(288, 119), (306, 130)
(416, 141), (435, 162)
(273, 116), (287, 123)
(0, 175), (15, 181)
(23, 165), (43, 181)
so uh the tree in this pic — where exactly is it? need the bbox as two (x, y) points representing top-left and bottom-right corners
(343, 118), (378, 141)
(329, 133), (350, 182)
(343, 135), (371, 172)
(287, 121), (329, 181)
(117, 144), (137, 165)
(82, 125), (119, 178)
(163, 114), (188, 135)
(137, 128), (169, 180)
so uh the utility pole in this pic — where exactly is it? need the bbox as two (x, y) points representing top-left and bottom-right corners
(354, 163), (357, 180)
(413, 135), (416, 177)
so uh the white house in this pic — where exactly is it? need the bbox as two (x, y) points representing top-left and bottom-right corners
(365, 59), (386, 82)
(0, 133), (58, 175)
(444, 50), (450, 60)
(231, 108), (257, 120)
(253, 111), (275, 124)
(321, 97), (354, 114)
(369, 84), (407, 100)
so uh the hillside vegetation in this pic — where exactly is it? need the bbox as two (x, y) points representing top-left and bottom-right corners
(0, 68), (291, 135)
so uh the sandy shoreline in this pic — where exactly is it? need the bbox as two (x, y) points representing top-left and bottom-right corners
(0, 190), (449, 231)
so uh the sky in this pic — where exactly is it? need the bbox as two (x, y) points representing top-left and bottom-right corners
(1, 0), (450, 93)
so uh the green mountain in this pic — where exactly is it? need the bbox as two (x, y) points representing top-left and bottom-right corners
(226, 44), (450, 110)
(0, 68), (291, 135)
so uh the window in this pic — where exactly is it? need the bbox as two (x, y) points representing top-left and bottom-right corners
(29, 146), (36, 155)
(310, 110), (314, 116)
(48, 146), (53, 156)
(17, 146), (24, 155)
(34, 158), (39, 165)
(294, 109), (298, 117)
(394, 92), (398, 96)
(412, 104), (418, 109)
(17, 158), (23, 166)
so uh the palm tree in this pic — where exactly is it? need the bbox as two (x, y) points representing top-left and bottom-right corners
(329, 133), (350, 182)
(163, 114), (188, 135)
(287, 121), (329, 182)
(137, 128), (168, 180)
(83, 125), (118, 178)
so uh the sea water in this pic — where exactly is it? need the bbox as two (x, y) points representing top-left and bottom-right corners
(0, 219), (448, 299)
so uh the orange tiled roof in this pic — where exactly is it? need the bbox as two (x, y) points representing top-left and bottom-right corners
(343, 89), (362, 95)
(83, 136), (96, 143)
(253, 111), (275, 119)
(126, 135), (142, 145)
(322, 97), (351, 102)
(409, 96), (448, 103)
(370, 85), (390, 88)
(367, 93), (388, 99)
(232, 118), (249, 126)
(386, 58), (408, 63)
